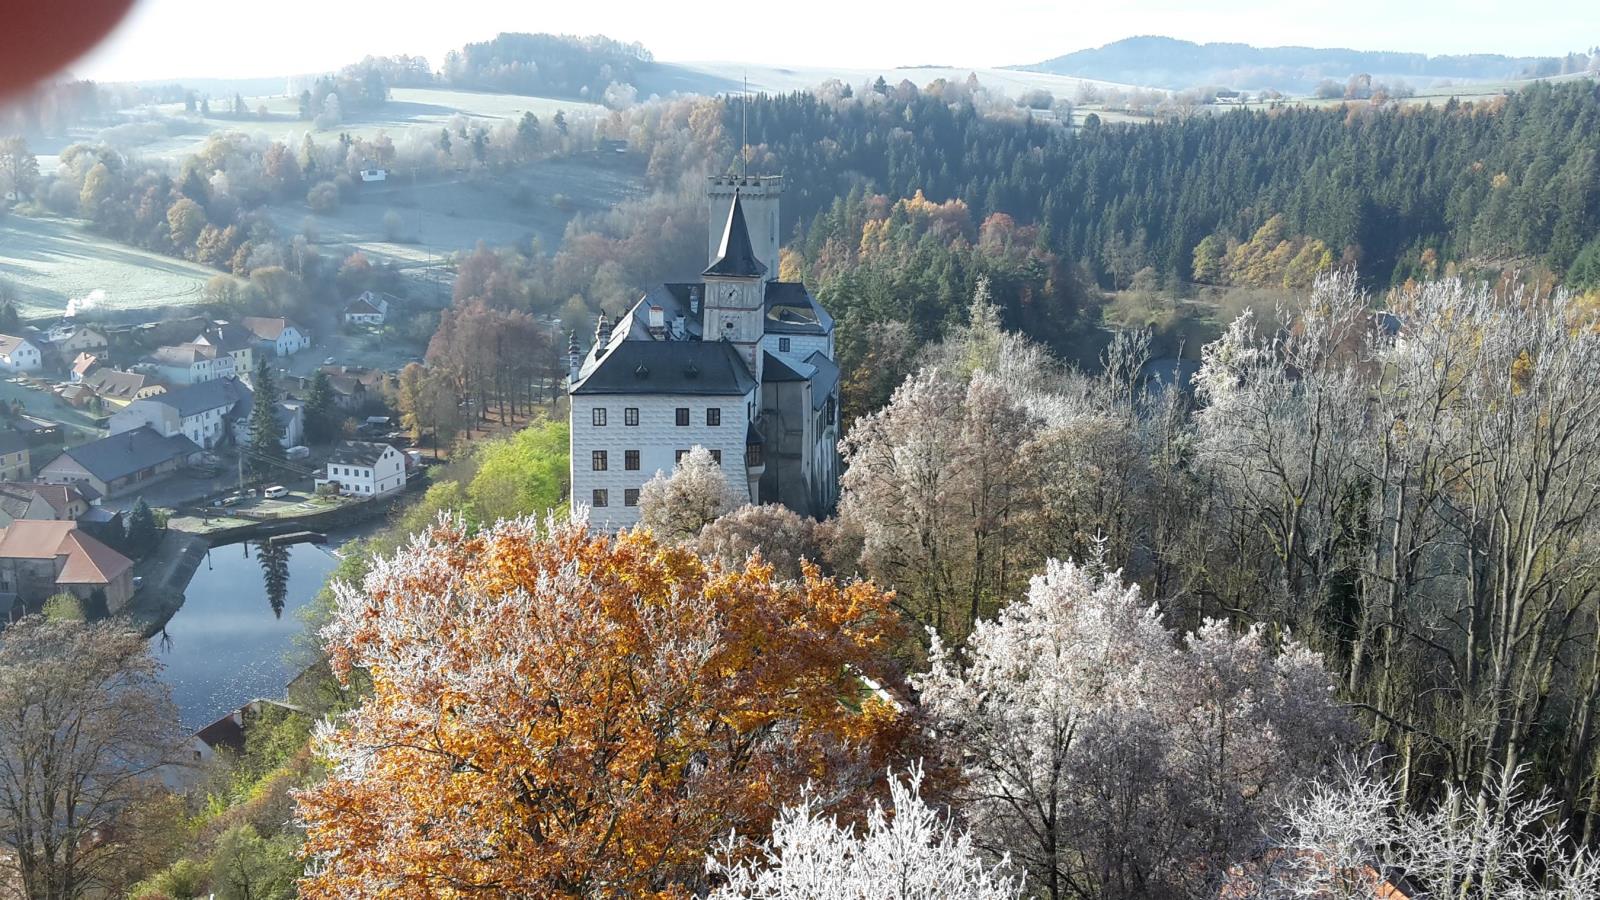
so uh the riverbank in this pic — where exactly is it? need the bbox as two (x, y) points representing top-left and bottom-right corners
(122, 485), (416, 638)
(123, 530), (211, 638)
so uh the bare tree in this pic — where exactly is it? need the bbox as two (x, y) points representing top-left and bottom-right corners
(0, 618), (186, 899)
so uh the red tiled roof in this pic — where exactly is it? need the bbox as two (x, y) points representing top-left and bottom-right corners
(0, 520), (133, 586)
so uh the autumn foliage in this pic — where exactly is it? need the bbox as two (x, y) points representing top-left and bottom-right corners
(295, 516), (913, 898)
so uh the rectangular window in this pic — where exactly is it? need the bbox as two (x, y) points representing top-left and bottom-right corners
(592, 407), (607, 427)
(592, 450), (607, 471)
(779, 337), (791, 353)
(592, 489), (608, 508)
(706, 407), (721, 426)
(624, 488), (639, 507)
(675, 449), (687, 464)
(625, 450), (640, 470)
(625, 407), (639, 426)
(710, 449), (722, 464)
(675, 407), (689, 426)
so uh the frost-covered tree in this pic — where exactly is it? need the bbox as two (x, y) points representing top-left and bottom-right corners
(1252, 760), (1600, 900)
(697, 503), (821, 581)
(839, 291), (1157, 645)
(708, 766), (1024, 900)
(637, 445), (740, 543)
(916, 560), (1349, 899)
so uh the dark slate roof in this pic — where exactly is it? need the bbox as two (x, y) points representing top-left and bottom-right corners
(703, 193), (767, 279)
(329, 440), (396, 467)
(195, 321), (256, 352)
(147, 378), (250, 418)
(764, 281), (833, 335)
(762, 351), (809, 383)
(55, 427), (199, 482)
(804, 351), (840, 409)
(572, 340), (757, 396)
(761, 351), (838, 410)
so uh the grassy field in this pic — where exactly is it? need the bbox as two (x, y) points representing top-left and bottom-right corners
(264, 155), (645, 269)
(0, 214), (217, 317)
(143, 87), (602, 134)
(29, 87), (608, 171)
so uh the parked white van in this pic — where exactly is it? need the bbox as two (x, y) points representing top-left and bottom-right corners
(263, 485), (289, 499)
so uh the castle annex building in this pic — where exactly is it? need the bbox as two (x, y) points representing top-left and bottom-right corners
(568, 175), (840, 529)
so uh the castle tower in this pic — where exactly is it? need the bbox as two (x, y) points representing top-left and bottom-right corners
(707, 174), (783, 282)
(703, 191), (767, 380)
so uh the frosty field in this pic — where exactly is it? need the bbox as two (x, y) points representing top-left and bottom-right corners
(0, 215), (217, 318)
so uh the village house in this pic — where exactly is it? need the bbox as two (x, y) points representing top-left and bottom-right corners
(567, 175), (840, 530)
(111, 377), (303, 450)
(0, 430), (31, 482)
(228, 395), (304, 449)
(111, 378), (252, 449)
(0, 333), (43, 372)
(48, 324), (110, 366)
(240, 316), (311, 357)
(319, 440), (406, 497)
(70, 352), (100, 383)
(37, 426), (200, 498)
(191, 321), (257, 373)
(81, 368), (165, 409)
(0, 520), (135, 612)
(188, 699), (308, 766)
(0, 482), (92, 526)
(342, 290), (394, 326)
(312, 365), (390, 411)
(146, 342), (236, 385)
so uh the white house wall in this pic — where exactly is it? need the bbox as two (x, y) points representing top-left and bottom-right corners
(761, 333), (833, 367)
(569, 392), (755, 531)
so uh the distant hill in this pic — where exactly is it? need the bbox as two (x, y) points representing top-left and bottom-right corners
(1018, 36), (1587, 93)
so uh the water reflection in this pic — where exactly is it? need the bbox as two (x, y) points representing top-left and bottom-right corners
(156, 540), (339, 729)
(256, 542), (290, 618)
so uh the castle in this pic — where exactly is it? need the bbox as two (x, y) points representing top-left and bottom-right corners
(567, 174), (840, 529)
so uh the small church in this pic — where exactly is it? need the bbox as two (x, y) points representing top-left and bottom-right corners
(567, 174), (840, 530)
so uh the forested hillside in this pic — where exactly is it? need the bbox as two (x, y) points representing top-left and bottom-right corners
(735, 79), (1600, 289)
(1020, 35), (1588, 91)
(441, 33), (654, 100)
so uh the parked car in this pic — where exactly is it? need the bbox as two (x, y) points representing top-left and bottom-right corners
(286, 445), (311, 460)
(263, 485), (288, 499)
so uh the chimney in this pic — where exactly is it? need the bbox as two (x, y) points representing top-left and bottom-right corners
(566, 331), (581, 384)
(594, 313), (612, 345)
(647, 306), (666, 338)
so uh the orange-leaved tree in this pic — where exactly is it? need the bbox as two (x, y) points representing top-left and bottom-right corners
(295, 516), (914, 898)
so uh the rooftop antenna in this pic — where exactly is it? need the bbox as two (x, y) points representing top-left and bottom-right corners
(740, 73), (748, 177)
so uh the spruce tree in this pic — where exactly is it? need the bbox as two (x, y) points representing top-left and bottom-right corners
(247, 359), (285, 480)
(304, 370), (336, 444)
(125, 498), (157, 555)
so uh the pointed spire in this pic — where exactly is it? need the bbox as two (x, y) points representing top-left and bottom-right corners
(703, 191), (767, 278)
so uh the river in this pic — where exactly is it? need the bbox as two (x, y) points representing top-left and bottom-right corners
(154, 540), (341, 730)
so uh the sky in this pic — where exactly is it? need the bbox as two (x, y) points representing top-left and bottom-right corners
(74, 0), (1597, 83)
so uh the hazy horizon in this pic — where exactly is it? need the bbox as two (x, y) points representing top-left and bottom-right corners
(71, 0), (1596, 84)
